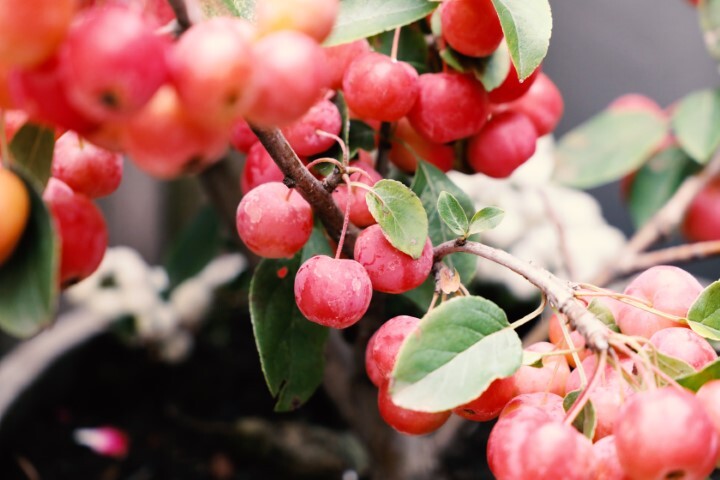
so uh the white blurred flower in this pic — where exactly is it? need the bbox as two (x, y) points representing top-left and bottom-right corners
(171, 278), (212, 329)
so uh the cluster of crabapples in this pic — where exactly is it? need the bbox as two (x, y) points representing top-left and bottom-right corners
(366, 264), (720, 479)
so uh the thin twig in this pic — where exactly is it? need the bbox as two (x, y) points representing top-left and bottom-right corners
(617, 240), (720, 276)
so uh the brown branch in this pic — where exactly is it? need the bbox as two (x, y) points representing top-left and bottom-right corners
(594, 149), (720, 286)
(615, 240), (720, 276)
(434, 240), (610, 351)
(166, 0), (191, 32)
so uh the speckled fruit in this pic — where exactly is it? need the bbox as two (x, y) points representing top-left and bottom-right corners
(366, 315), (420, 387)
(453, 377), (516, 422)
(332, 162), (382, 227)
(240, 142), (285, 195)
(0, 168), (30, 266)
(294, 255), (372, 328)
(377, 385), (450, 435)
(467, 111), (538, 178)
(353, 224), (433, 293)
(282, 99), (342, 156)
(52, 131), (123, 198)
(230, 119), (257, 153)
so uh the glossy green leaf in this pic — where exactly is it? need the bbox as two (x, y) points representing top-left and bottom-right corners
(437, 192), (469, 236)
(367, 179), (428, 259)
(164, 206), (222, 290)
(468, 207), (505, 235)
(587, 300), (620, 333)
(0, 168), (59, 337)
(439, 48), (466, 73)
(9, 123), (55, 189)
(325, 0), (436, 46)
(687, 280), (720, 341)
(490, 0), (552, 80)
(391, 296), (522, 412)
(411, 161), (477, 282)
(554, 110), (669, 189)
(700, 0), (720, 62)
(474, 41), (511, 92)
(677, 358), (720, 392)
(249, 229), (331, 411)
(628, 147), (697, 228)
(671, 89), (720, 164)
(375, 25), (430, 73)
(563, 390), (597, 439)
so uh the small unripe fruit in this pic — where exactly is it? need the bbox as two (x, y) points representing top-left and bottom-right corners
(353, 224), (433, 293)
(282, 99), (342, 156)
(0, 169), (31, 266)
(44, 178), (108, 287)
(294, 255), (373, 328)
(366, 315), (420, 386)
(488, 64), (540, 104)
(343, 53), (419, 122)
(377, 385), (450, 435)
(467, 111), (538, 178)
(255, 0), (339, 43)
(52, 131), (123, 198)
(236, 182), (314, 259)
(408, 73), (489, 144)
(441, 0), (504, 57)
(453, 377), (516, 422)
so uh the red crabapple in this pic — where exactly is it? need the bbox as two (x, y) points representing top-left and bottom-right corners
(170, 17), (254, 126)
(452, 377), (516, 422)
(236, 182), (313, 259)
(614, 265), (702, 339)
(441, 0), (504, 57)
(696, 380), (720, 459)
(593, 436), (630, 480)
(331, 162), (382, 227)
(44, 178), (108, 287)
(0, 0), (75, 68)
(0, 168), (30, 266)
(294, 255), (373, 328)
(0, 65), (15, 108)
(377, 385), (450, 435)
(324, 39), (371, 90)
(242, 31), (328, 128)
(607, 93), (666, 117)
(366, 315), (420, 386)
(467, 111), (538, 178)
(230, 119), (258, 154)
(122, 86), (229, 179)
(488, 64), (540, 104)
(614, 387), (718, 480)
(516, 421), (597, 480)
(52, 131), (123, 198)
(240, 142), (285, 195)
(499, 392), (566, 422)
(512, 342), (570, 397)
(343, 53), (419, 122)
(388, 118), (455, 173)
(682, 177), (720, 242)
(281, 99), (342, 156)
(255, 0), (339, 43)
(407, 73), (489, 144)
(2, 110), (28, 143)
(649, 327), (717, 370)
(547, 314), (590, 368)
(500, 72), (564, 136)
(60, 5), (169, 120)
(353, 224), (433, 293)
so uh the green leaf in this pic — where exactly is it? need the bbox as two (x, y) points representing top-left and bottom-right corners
(687, 280), (720, 341)
(439, 48), (466, 73)
(554, 109), (669, 189)
(367, 179), (428, 259)
(437, 192), (469, 236)
(325, 0), (437, 46)
(0, 168), (59, 337)
(9, 123), (55, 189)
(348, 120), (376, 157)
(164, 206), (222, 290)
(468, 207), (505, 235)
(652, 351), (695, 380)
(699, 0), (720, 67)
(473, 41), (512, 92)
(677, 358), (720, 392)
(563, 390), (597, 439)
(375, 25), (430, 73)
(628, 147), (698, 228)
(490, 0), (552, 80)
(411, 161), (477, 282)
(671, 89), (720, 164)
(391, 296), (522, 412)
(249, 229), (331, 412)
(587, 300), (620, 333)
(198, 0), (254, 19)
(522, 350), (543, 367)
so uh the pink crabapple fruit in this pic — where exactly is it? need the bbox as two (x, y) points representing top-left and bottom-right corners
(467, 110), (538, 178)
(240, 142), (286, 195)
(343, 53), (420, 122)
(407, 72), (490, 144)
(488, 63), (540, 104)
(614, 265), (702, 339)
(353, 224), (433, 294)
(388, 118), (455, 173)
(377, 385), (451, 436)
(695, 380), (720, 461)
(607, 93), (666, 118)
(230, 119), (258, 154)
(593, 435), (630, 480)
(331, 162), (382, 227)
(498, 72), (564, 137)
(547, 313), (590, 368)
(682, 177), (720, 242)
(60, 5), (170, 121)
(43, 178), (108, 287)
(499, 392), (566, 422)
(52, 131), (123, 198)
(365, 315), (420, 387)
(293, 255), (373, 328)
(648, 327), (717, 370)
(452, 377), (516, 422)
(236, 182), (314, 259)
(281, 99), (342, 156)
(254, 0), (339, 43)
(613, 387), (719, 480)
(440, 0), (504, 58)
(512, 341), (570, 397)
(323, 39), (372, 90)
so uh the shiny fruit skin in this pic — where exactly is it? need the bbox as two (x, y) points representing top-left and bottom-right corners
(467, 111), (538, 178)
(388, 118), (455, 173)
(240, 142), (286, 195)
(366, 315), (420, 386)
(52, 131), (123, 198)
(236, 182), (314, 259)
(488, 64), (540, 104)
(517, 421), (597, 479)
(324, 39), (371, 90)
(377, 385), (450, 435)
(500, 72), (564, 136)
(282, 99), (342, 156)
(0, 169), (31, 266)
(331, 162), (382, 227)
(649, 327), (717, 370)
(441, 0), (504, 57)
(453, 377), (516, 422)
(294, 255), (373, 328)
(682, 177), (720, 242)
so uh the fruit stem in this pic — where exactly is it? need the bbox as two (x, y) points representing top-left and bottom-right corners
(509, 294), (546, 330)
(316, 130), (349, 167)
(305, 157), (344, 172)
(563, 349), (607, 427)
(0, 110), (10, 167)
(558, 314), (587, 387)
(391, 27), (402, 61)
(335, 173), (353, 260)
(609, 338), (657, 389)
